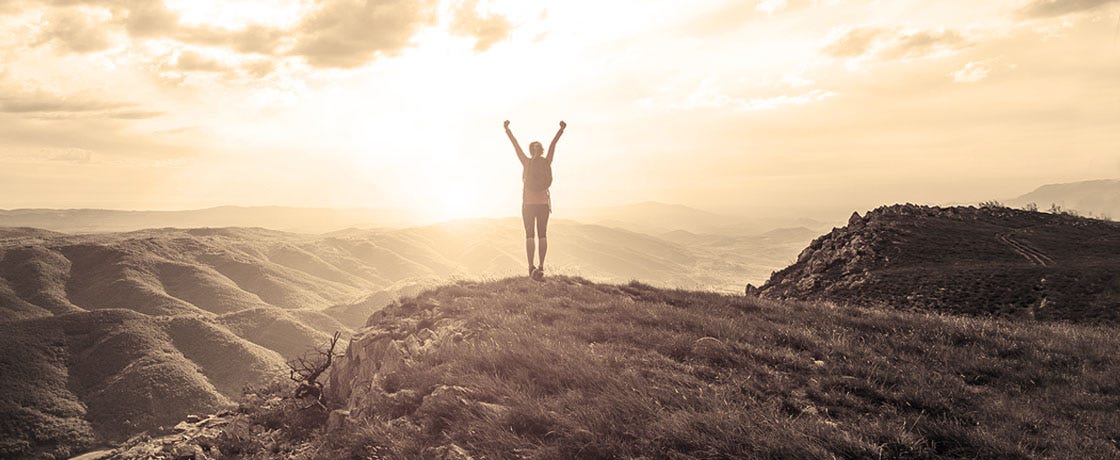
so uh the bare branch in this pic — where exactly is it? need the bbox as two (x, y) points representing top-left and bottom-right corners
(286, 331), (343, 402)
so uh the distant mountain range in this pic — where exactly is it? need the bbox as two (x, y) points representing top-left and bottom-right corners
(0, 201), (839, 239)
(568, 201), (835, 236)
(0, 206), (419, 234)
(1005, 179), (1120, 219)
(759, 204), (1120, 323)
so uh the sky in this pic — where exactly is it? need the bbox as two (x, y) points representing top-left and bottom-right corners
(0, 0), (1117, 221)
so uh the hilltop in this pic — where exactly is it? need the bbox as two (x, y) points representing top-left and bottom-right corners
(759, 204), (1120, 323)
(98, 277), (1120, 459)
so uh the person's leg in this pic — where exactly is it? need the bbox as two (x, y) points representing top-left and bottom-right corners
(522, 205), (535, 275)
(537, 206), (550, 271)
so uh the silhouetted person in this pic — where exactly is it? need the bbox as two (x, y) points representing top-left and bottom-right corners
(505, 120), (565, 278)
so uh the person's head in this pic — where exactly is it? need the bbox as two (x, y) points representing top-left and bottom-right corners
(529, 141), (543, 158)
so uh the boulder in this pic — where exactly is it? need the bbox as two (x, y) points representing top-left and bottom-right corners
(691, 337), (729, 362)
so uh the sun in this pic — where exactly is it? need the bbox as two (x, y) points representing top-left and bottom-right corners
(433, 188), (483, 222)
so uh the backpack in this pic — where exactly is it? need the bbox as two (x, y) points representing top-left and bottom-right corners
(524, 157), (552, 191)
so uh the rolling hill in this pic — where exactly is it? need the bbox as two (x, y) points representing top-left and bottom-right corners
(759, 204), (1120, 323)
(0, 218), (811, 457)
(0, 310), (285, 458)
(101, 277), (1120, 459)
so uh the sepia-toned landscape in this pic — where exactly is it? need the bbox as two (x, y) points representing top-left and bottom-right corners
(2, 0), (1118, 458)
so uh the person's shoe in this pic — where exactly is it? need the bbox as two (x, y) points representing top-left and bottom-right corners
(528, 265), (535, 277)
(531, 266), (545, 281)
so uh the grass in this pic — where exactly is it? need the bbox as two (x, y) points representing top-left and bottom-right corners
(307, 276), (1120, 459)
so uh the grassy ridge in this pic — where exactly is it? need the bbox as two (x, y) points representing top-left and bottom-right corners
(321, 277), (1120, 458)
(761, 205), (1120, 323)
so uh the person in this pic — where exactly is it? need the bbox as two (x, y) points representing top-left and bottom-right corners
(504, 120), (565, 278)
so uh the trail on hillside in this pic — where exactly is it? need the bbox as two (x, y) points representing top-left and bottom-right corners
(997, 233), (1054, 266)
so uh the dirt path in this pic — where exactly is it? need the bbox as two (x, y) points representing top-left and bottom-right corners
(998, 233), (1054, 267)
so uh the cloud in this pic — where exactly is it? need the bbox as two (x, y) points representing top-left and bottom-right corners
(291, 0), (440, 68)
(154, 49), (279, 81)
(0, 87), (132, 114)
(42, 147), (94, 163)
(182, 24), (285, 55)
(24, 0), (500, 70)
(0, 81), (162, 119)
(951, 61), (992, 83)
(879, 29), (968, 60)
(116, 0), (180, 37)
(1018, 0), (1120, 18)
(823, 27), (970, 60)
(170, 50), (229, 72)
(35, 7), (113, 53)
(756, 0), (789, 14)
(822, 27), (885, 57)
(449, 0), (512, 52)
(649, 78), (835, 112)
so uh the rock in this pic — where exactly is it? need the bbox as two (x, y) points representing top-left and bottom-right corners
(327, 409), (350, 433)
(744, 283), (759, 297)
(848, 211), (862, 226)
(172, 421), (194, 432)
(173, 444), (206, 460)
(329, 317), (471, 413)
(423, 444), (474, 460)
(417, 385), (475, 422)
(186, 414), (201, 423)
(691, 337), (729, 361)
(69, 449), (115, 460)
(372, 388), (423, 418)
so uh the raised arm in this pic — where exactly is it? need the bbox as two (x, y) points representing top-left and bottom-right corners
(504, 120), (528, 163)
(546, 120), (566, 163)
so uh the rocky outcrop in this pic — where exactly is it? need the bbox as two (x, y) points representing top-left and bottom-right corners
(328, 299), (470, 416)
(758, 204), (1120, 323)
(323, 297), (513, 456)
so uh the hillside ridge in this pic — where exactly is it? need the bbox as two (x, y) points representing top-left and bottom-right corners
(759, 204), (1120, 323)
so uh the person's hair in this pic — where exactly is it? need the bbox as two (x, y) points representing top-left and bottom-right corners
(529, 141), (543, 157)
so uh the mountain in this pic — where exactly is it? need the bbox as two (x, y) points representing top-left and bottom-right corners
(0, 206), (419, 234)
(101, 277), (1120, 458)
(759, 204), (1120, 323)
(1005, 179), (1120, 219)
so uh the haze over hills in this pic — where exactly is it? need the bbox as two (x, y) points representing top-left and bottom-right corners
(0, 202), (838, 239)
(760, 204), (1120, 324)
(1005, 179), (1120, 220)
(568, 201), (836, 236)
(0, 206), (420, 234)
